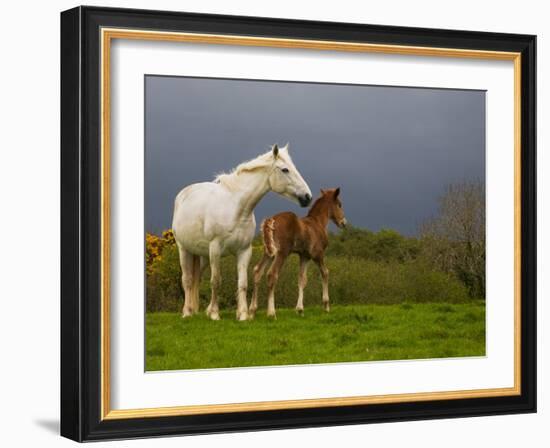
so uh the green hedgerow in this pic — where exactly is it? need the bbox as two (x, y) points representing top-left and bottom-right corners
(146, 240), (471, 313)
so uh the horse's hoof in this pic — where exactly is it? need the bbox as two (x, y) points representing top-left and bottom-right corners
(247, 311), (256, 320)
(182, 310), (193, 318)
(206, 307), (220, 320)
(267, 312), (277, 320)
(296, 308), (304, 316)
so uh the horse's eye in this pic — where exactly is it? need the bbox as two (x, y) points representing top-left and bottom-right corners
(281, 168), (289, 173)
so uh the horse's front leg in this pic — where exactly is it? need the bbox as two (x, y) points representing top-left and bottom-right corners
(236, 246), (252, 321)
(177, 243), (194, 318)
(315, 257), (330, 312)
(206, 240), (222, 321)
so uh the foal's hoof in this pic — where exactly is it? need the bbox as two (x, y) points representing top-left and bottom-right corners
(295, 308), (304, 316)
(267, 312), (277, 320)
(323, 304), (330, 313)
(181, 309), (193, 318)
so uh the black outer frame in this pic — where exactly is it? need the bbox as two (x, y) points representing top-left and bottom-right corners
(60, 5), (536, 442)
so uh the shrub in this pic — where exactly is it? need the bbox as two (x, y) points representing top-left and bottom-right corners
(327, 226), (420, 262)
(145, 230), (175, 275)
(146, 242), (470, 312)
(146, 241), (181, 312)
(419, 181), (485, 298)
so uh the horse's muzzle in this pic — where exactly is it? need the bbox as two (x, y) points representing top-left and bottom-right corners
(298, 193), (312, 207)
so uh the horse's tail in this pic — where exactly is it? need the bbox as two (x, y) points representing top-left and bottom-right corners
(190, 254), (201, 312)
(261, 218), (278, 258)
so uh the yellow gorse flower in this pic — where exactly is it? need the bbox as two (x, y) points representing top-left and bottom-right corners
(145, 229), (176, 275)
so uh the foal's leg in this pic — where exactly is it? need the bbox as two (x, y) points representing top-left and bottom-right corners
(205, 240), (222, 321)
(295, 256), (309, 315)
(249, 252), (271, 319)
(267, 253), (287, 319)
(235, 246), (252, 321)
(177, 243), (194, 318)
(315, 257), (330, 312)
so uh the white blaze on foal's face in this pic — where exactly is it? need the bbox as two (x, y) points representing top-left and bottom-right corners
(268, 144), (312, 207)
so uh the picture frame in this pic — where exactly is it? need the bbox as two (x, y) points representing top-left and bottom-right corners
(60, 5), (536, 442)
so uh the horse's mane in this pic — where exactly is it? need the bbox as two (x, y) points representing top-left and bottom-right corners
(214, 147), (284, 190)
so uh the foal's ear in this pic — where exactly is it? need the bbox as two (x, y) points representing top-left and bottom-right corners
(272, 144), (279, 158)
(334, 187), (341, 198)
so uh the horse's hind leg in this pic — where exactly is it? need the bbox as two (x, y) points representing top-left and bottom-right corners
(236, 246), (252, 321)
(267, 253), (287, 319)
(249, 252), (271, 319)
(205, 240), (222, 320)
(177, 243), (194, 318)
(295, 256), (309, 315)
(190, 255), (201, 313)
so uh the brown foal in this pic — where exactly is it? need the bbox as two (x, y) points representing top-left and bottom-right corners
(250, 188), (347, 319)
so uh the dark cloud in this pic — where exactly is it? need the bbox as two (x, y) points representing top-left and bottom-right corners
(145, 76), (485, 236)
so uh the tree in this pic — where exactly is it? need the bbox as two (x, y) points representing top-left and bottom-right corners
(420, 181), (485, 298)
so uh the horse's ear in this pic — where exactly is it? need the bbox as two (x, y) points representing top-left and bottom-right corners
(320, 188), (327, 195)
(334, 187), (341, 198)
(272, 144), (279, 158)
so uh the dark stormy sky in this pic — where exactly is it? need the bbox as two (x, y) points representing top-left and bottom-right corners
(145, 76), (485, 236)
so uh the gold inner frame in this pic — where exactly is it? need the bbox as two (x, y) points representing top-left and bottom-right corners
(100, 27), (522, 420)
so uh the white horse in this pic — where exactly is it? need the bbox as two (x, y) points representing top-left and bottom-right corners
(172, 144), (312, 321)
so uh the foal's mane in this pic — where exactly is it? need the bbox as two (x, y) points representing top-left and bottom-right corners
(307, 194), (330, 218)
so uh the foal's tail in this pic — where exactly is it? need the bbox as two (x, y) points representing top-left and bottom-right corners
(190, 254), (201, 311)
(261, 218), (278, 257)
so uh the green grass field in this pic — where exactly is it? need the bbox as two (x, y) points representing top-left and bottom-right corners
(145, 302), (485, 371)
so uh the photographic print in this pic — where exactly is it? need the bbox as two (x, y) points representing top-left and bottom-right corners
(144, 76), (486, 371)
(61, 8), (536, 440)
